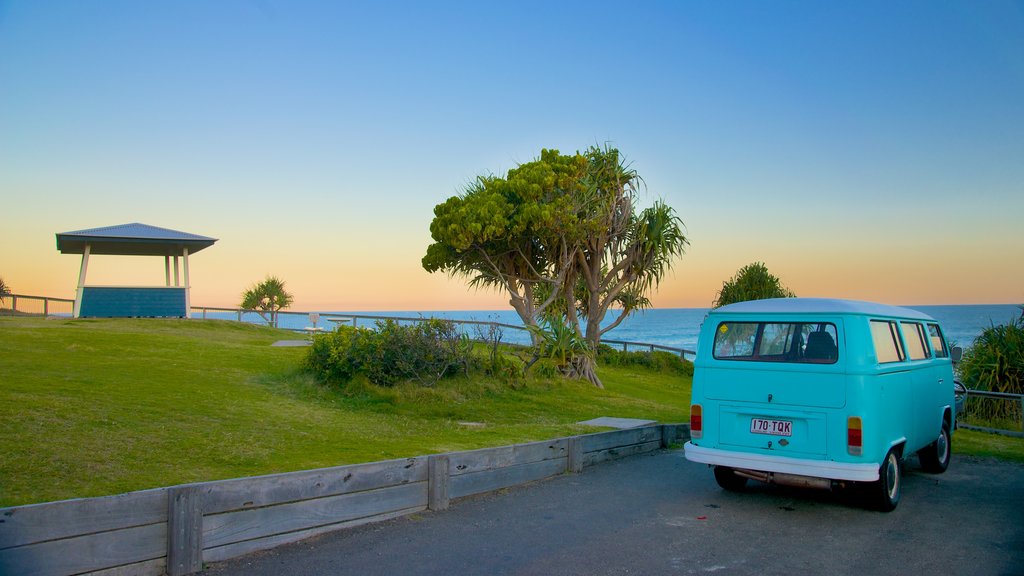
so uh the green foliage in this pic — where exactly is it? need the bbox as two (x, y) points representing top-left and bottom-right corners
(307, 320), (473, 387)
(712, 262), (796, 308)
(597, 346), (695, 377)
(422, 146), (688, 359)
(240, 275), (294, 327)
(958, 316), (1024, 423)
(0, 276), (9, 304)
(527, 318), (601, 385)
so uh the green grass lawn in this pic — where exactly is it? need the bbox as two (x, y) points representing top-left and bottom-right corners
(3, 317), (1021, 508)
(0, 317), (691, 506)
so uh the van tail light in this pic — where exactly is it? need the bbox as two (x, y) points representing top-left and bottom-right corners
(847, 416), (863, 455)
(690, 404), (703, 439)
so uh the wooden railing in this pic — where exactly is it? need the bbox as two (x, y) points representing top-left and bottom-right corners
(0, 425), (689, 576)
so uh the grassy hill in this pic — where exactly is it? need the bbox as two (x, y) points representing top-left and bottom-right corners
(0, 317), (691, 506)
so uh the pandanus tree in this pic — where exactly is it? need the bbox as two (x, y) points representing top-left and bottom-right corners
(712, 262), (795, 308)
(423, 146), (689, 387)
(240, 276), (294, 327)
(0, 277), (9, 304)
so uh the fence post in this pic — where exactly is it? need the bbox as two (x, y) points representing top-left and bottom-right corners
(237, 309), (242, 322)
(567, 436), (584, 473)
(167, 485), (204, 576)
(43, 298), (49, 317)
(10, 295), (16, 313)
(428, 455), (450, 511)
(622, 342), (628, 352)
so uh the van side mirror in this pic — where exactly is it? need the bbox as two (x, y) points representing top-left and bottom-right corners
(950, 346), (963, 363)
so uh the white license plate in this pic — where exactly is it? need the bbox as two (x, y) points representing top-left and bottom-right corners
(750, 418), (792, 436)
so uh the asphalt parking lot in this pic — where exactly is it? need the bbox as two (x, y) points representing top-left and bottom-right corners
(203, 449), (1024, 576)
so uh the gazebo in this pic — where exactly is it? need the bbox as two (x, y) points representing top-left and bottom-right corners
(56, 223), (217, 318)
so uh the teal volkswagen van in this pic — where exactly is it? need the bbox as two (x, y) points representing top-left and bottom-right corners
(685, 298), (957, 511)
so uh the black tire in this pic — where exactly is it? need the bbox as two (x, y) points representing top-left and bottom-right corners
(713, 466), (747, 492)
(865, 448), (901, 512)
(918, 420), (951, 474)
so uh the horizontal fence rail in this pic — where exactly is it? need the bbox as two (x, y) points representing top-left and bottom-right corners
(191, 306), (697, 360)
(2, 295), (697, 360)
(961, 388), (1024, 437)
(0, 293), (75, 318)
(0, 424), (690, 576)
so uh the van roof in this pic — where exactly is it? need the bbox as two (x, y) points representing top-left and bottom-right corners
(713, 298), (934, 321)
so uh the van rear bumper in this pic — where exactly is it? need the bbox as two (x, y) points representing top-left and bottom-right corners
(684, 442), (879, 482)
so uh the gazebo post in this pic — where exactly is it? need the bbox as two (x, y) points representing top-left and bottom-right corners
(165, 256), (171, 287)
(183, 247), (191, 318)
(73, 244), (91, 318)
(173, 256), (180, 287)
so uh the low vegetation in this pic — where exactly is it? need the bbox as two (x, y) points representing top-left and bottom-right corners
(957, 313), (1024, 426)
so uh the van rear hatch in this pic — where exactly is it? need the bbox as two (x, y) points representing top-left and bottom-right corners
(703, 366), (846, 408)
(702, 366), (844, 458)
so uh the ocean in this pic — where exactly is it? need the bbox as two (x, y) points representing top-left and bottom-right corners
(247, 303), (1022, 354)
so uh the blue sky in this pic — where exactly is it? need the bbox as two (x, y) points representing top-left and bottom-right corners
(2, 1), (1022, 309)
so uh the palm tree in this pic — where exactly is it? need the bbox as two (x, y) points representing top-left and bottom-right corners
(240, 276), (294, 327)
(0, 277), (10, 305)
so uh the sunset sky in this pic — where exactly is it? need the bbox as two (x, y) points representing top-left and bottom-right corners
(2, 1), (1022, 311)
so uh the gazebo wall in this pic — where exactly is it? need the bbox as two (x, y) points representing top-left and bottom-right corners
(79, 287), (187, 318)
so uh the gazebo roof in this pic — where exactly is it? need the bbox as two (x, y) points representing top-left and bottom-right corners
(56, 223), (218, 256)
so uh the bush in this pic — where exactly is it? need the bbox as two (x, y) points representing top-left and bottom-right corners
(958, 316), (1024, 423)
(597, 345), (694, 377)
(306, 319), (472, 387)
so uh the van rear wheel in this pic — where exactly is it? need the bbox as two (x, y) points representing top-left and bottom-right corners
(865, 448), (901, 512)
(713, 466), (747, 491)
(918, 421), (951, 473)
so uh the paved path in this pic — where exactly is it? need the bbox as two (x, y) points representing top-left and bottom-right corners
(203, 450), (1024, 576)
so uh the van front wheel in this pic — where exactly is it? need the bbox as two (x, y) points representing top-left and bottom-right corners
(865, 449), (901, 512)
(918, 421), (951, 474)
(713, 466), (747, 491)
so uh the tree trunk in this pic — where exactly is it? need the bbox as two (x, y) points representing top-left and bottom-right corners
(573, 354), (603, 388)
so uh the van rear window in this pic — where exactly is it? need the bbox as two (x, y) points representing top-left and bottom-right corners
(713, 322), (839, 363)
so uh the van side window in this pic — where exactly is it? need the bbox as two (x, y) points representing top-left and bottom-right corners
(713, 322), (838, 364)
(900, 322), (928, 361)
(870, 320), (905, 363)
(926, 323), (949, 358)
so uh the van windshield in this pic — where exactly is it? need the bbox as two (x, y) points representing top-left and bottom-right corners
(713, 322), (839, 364)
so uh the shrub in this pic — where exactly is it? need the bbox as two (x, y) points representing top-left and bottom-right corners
(958, 316), (1024, 423)
(306, 319), (472, 387)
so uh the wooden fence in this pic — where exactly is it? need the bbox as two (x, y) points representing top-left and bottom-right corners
(0, 424), (689, 576)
